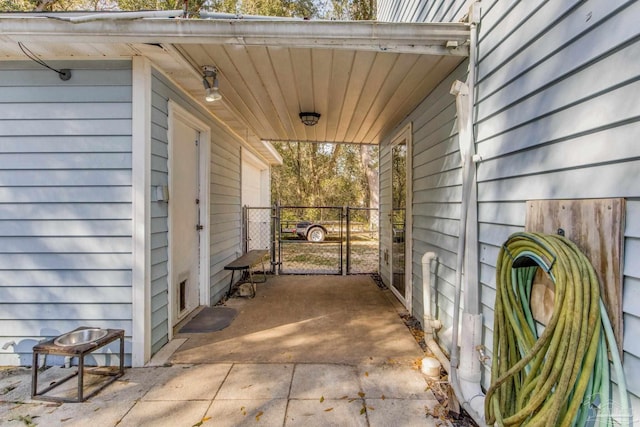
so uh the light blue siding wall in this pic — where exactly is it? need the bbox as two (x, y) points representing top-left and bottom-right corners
(0, 61), (133, 365)
(379, 61), (467, 346)
(379, 0), (640, 409)
(150, 69), (242, 353)
(476, 0), (640, 400)
(149, 73), (170, 354)
(377, 0), (469, 23)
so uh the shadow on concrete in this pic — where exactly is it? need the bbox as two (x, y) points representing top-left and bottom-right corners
(171, 275), (424, 365)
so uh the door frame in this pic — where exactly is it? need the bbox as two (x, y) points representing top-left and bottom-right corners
(389, 123), (413, 310)
(167, 101), (211, 338)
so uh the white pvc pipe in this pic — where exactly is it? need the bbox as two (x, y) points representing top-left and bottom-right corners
(421, 252), (441, 341)
(429, 5), (486, 426)
(199, 11), (302, 21)
(52, 10), (183, 23)
(422, 251), (486, 426)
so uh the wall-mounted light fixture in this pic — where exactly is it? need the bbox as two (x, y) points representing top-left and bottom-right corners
(202, 65), (222, 103)
(299, 112), (321, 126)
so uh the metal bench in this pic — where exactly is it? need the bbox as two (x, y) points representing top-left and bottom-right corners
(224, 249), (269, 298)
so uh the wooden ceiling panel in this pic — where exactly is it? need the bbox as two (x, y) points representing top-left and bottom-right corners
(212, 44), (279, 138)
(190, 41), (465, 144)
(310, 49), (333, 142)
(333, 50), (377, 143)
(366, 55), (463, 143)
(247, 46), (297, 138)
(268, 47), (308, 141)
(341, 52), (399, 142)
(324, 49), (356, 142)
(224, 45), (288, 138)
(353, 53), (423, 142)
(289, 47), (316, 141)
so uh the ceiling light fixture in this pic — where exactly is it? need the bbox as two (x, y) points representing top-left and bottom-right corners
(299, 112), (321, 126)
(202, 65), (222, 103)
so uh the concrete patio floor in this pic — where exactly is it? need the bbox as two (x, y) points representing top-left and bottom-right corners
(172, 275), (425, 365)
(0, 275), (453, 426)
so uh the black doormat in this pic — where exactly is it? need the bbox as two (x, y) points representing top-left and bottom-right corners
(178, 307), (238, 333)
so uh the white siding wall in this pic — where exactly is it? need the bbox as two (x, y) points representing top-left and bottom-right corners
(0, 61), (133, 365)
(149, 70), (243, 353)
(242, 148), (270, 207)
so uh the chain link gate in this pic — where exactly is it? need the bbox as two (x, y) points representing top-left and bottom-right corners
(345, 207), (379, 274)
(242, 205), (379, 275)
(243, 206), (276, 271)
(277, 206), (343, 274)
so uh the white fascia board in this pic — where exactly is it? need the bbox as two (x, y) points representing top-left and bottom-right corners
(242, 148), (267, 169)
(261, 141), (283, 165)
(0, 18), (469, 56)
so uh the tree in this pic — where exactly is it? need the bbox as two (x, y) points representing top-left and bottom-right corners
(328, 0), (374, 20)
(117, 0), (206, 15)
(0, 0), (99, 11)
(203, 0), (316, 18)
(2, 0), (369, 20)
(271, 142), (377, 208)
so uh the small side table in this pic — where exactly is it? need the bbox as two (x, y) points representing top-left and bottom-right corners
(31, 327), (125, 402)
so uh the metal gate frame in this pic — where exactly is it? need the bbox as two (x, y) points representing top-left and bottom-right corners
(242, 205), (379, 275)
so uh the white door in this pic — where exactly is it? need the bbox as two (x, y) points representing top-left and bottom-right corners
(170, 118), (201, 324)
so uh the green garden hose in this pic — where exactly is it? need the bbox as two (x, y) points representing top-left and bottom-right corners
(485, 232), (630, 426)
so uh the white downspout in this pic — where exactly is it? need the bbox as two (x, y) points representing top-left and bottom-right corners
(433, 3), (486, 425)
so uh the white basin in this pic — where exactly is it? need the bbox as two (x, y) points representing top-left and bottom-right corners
(54, 328), (108, 347)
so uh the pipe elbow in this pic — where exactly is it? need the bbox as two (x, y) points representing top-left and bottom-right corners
(421, 251), (437, 265)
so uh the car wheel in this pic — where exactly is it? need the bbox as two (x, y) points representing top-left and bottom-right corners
(307, 227), (325, 242)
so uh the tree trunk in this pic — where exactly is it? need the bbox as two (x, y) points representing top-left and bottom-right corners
(35, 0), (57, 11)
(360, 145), (379, 227)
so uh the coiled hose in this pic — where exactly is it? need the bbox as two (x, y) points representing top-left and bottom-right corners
(485, 232), (630, 426)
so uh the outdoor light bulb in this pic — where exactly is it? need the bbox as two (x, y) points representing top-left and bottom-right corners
(205, 86), (222, 103)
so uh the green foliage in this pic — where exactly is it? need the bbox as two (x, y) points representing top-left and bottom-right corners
(348, 0), (374, 20)
(242, 0), (316, 18)
(0, 0), (99, 11)
(0, 0), (30, 11)
(117, 0), (207, 14)
(328, 0), (374, 20)
(203, 0), (316, 18)
(204, 0), (236, 13)
(271, 142), (377, 209)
